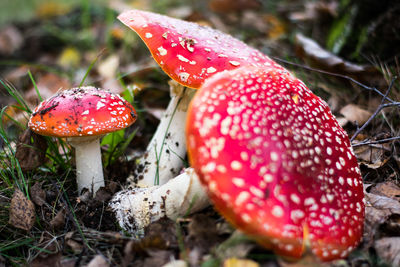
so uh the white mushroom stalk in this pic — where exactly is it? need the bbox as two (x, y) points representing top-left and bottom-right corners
(68, 137), (104, 194)
(110, 168), (209, 232)
(130, 81), (195, 187)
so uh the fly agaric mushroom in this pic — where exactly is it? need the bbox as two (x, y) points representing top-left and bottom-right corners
(186, 66), (365, 261)
(29, 86), (136, 194)
(119, 9), (284, 186)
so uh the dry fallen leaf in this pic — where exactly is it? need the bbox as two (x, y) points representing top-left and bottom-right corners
(50, 209), (66, 230)
(25, 73), (71, 105)
(9, 189), (36, 231)
(97, 55), (120, 80)
(289, 2), (337, 22)
(370, 181), (400, 201)
(365, 191), (400, 224)
(65, 239), (83, 254)
(0, 25), (23, 55)
(15, 129), (48, 172)
(263, 14), (286, 40)
(30, 181), (46, 206)
(87, 255), (109, 267)
(374, 237), (400, 267)
(162, 260), (187, 267)
(353, 143), (389, 169)
(29, 252), (63, 267)
(295, 33), (383, 86)
(339, 104), (372, 125)
(364, 190), (400, 245)
(209, 0), (261, 13)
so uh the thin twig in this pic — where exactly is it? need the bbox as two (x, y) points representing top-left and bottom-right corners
(350, 77), (398, 142)
(352, 136), (400, 147)
(272, 57), (396, 103)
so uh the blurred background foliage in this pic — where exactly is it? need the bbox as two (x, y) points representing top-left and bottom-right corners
(0, 0), (400, 266)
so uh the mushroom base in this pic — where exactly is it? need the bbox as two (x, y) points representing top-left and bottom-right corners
(110, 168), (209, 233)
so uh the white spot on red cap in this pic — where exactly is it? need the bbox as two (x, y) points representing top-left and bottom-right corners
(207, 67), (217, 74)
(158, 46), (167, 56)
(272, 206), (284, 218)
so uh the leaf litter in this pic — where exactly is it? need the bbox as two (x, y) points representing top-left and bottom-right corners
(1, 1), (400, 266)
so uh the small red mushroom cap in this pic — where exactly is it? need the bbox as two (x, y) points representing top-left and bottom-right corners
(118, 9), (284, 88)
(186, 66), (364, 261)
(29, 86), (136, 137)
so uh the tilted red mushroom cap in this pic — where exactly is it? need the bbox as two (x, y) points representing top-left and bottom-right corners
(118, 9), (284, 88)
(29, 86), (136, 137)
(186, 66), (364, 261)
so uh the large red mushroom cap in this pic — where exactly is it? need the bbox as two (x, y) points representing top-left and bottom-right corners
(29, 86), (136, 137)
(186, 66), (364, 261)
(118, 9), (284, 89)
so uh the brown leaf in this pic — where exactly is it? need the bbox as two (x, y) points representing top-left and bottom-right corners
(209, 0), (261, 13)
(25, 73), (71, 105)
(339, 104), (372, 125)
(365, 191), (400, 224)
(370, 181), (400, 201)
(94, 187), (113, 202)
(295, 33), (383, 86)
(65, 239), (83, 254)
(50, 209), (66, 230)
(9, 189), (36, 231)
(87, 255), (109, 267)
(1, 104), (27, 126)
(3, 65), (30, 88)
(289, 2), (337, 22)
(30, 252), (62, 267)
(364, 191), (400, 245)
(0, 25), (23, 55)
(374, 238), (400, 266)
(143, 218), (179, 250)
(353, 144), (389, 169)
(186, 214), (220, 250)
(15, 129), (48, 171)
(30, 181), (46, 206)
(65, 232), (84, 254)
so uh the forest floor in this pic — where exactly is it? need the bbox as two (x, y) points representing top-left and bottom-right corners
(0, 0), (400, 266)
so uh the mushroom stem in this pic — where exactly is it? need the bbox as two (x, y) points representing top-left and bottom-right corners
(68, 136), (104, 194)
(130, 80), (195, 187)
(110, 168), (210, 233)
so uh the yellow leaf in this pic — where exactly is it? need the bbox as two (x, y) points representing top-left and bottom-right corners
(36, 1), (71, 19)
(263, 14), (286, 40)
(57, 47), (81, 69)
(223, 258), (259, 267)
